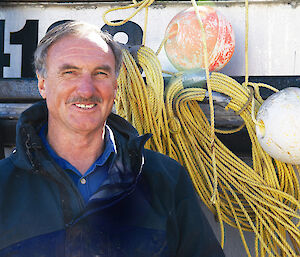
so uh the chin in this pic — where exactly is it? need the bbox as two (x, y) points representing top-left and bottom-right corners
(81, 122), (105, 132)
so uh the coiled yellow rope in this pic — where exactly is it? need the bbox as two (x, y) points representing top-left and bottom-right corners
(106, 1), (300, 256)
(116, 46), (300, 257)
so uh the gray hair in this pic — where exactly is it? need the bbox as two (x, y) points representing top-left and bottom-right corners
(34, 21), (123, 78)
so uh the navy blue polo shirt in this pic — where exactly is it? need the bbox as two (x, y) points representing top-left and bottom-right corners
(39, 124), (117, 203)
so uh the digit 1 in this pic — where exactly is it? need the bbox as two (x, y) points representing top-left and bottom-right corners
(10, 20), (38, 78)
(0, 20), (10, 78)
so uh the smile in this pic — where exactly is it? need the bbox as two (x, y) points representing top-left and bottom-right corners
(74, 103), (96, 109)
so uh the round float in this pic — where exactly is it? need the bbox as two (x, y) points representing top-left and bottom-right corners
(256, 87), (300, 164)
(164, 6), (235, 71)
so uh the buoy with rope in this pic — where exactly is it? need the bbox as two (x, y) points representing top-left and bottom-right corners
(103, 0), (300, 256)
(255, 87), (300, 165)
(164, 6), (235, 72)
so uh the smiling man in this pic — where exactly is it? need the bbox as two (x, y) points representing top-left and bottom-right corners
(0, 21), (225, 257)
(37, 32), (118, 174)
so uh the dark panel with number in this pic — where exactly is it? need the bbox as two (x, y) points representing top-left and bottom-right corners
(0, 20), (10, 78)
(10, 20), (38, 78)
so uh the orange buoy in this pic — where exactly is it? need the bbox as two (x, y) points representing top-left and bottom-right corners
(164, 6), (235, 71)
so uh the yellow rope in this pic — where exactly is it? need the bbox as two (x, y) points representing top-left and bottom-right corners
(102, 0), (154, 27)
(104, 1), (300, 256)
(190, 0), (219, 205)
(116, 48), (300, 257)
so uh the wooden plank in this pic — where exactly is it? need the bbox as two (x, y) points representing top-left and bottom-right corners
(0, 76), (298, 98)
(0, 119), (17, 147)
(0, 101), (244, 128)
(0, 103), (33, 119)
(0, 75), (299, 118)
(0, 79), (41, 101)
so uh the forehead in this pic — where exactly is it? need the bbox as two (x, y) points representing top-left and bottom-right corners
(46, 35), (115, 68)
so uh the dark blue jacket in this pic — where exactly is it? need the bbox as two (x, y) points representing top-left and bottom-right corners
(0, 101), (225, 257)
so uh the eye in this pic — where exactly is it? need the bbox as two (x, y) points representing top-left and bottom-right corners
(63, 70), (75, 75)
(94, 71), (108, 78)
(61, 69), (78, 78)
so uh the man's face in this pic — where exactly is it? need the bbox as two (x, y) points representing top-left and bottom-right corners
(37, 35), (118, 135)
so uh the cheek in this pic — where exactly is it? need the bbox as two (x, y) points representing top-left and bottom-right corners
(45, 93), (58, 110)
(98, 83), (117, 99)
(47, 83), (70, 100)
(45, 87), (65, 110)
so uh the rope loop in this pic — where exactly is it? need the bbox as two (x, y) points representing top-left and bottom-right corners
(102, 0), (155, 27)
(237, 86), (254, 115)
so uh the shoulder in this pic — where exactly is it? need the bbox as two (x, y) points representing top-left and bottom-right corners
(142, 149), (195, 197)
(0, 153), (32, 189)
(143, 149), (182, 166)
(0, 155), (23, 189)
(143, 149), (184, 179)
(0, 156), (16, 175)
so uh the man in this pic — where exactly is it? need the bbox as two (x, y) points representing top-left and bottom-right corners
(0, 21), (225, 257)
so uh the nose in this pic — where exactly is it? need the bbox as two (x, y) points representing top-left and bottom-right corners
(76, 74), (95, 98)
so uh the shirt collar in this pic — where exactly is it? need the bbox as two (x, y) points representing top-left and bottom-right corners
(39, 123), (117, 176)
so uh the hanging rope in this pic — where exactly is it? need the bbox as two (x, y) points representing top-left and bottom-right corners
(115, 46), (300, 257)
(190, 0), (219, 205)
(102, 0), (154, 27)
(104, 0), (300, 256)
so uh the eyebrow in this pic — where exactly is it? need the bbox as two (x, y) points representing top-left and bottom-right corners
(94, 65), (113, 74)
(58, 64), (80, 73)
(57, 64), (113, 73)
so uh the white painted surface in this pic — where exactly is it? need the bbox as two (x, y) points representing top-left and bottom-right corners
(0, 1), (299, 77)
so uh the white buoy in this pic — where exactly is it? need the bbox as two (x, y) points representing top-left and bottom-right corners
(256, 87), (300, 164)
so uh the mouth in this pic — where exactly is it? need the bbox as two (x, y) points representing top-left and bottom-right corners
(74, 103), (97, 109)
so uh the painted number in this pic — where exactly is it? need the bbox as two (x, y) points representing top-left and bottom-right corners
(0, 20), (38, 78)
(10, 20), (39, 78)
(0, 19), (142, 78)
(101, 20), (143, 46)
(0, 20), (10, 78)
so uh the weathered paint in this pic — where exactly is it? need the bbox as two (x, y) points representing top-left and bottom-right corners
(164, 6), (235, 71)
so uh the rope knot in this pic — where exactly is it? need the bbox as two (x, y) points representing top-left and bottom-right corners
(168, 116), (181, 134)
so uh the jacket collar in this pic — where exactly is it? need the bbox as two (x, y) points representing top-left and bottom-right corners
(13, 101), (48, 172)
(12, 100), (151, 175)
(11, 100), (152, 221)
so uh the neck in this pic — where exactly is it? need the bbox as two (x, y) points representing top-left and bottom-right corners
(47, 123), (105, 175)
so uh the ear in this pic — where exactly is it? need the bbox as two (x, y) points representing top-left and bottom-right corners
(36, 72), (47, 99)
